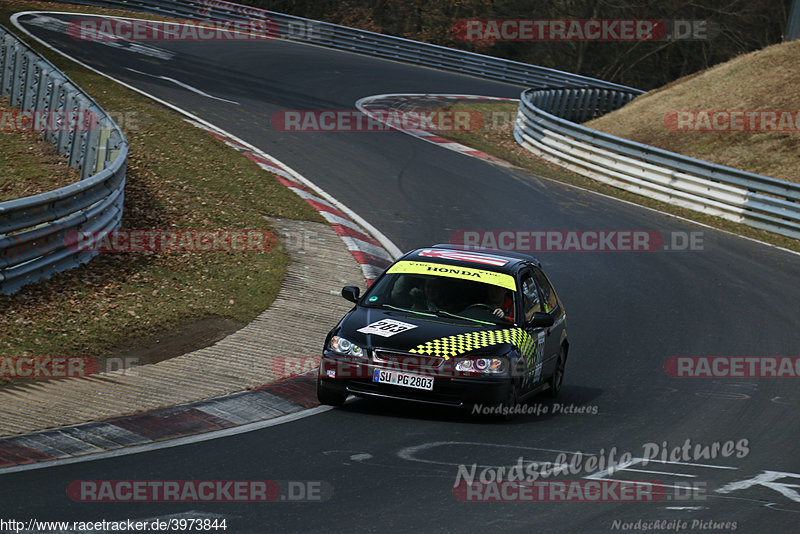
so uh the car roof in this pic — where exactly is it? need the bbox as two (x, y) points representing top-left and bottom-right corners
(397, 244), (541, 275)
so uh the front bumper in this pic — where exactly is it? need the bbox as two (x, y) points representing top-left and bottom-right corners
(317, 352), (512, 408)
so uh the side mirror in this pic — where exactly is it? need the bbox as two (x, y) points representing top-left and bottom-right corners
(529, 312), (554, 328)
(341, 285), (360, 303)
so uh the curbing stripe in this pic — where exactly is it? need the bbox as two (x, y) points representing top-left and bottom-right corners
(330, 220), (383, 246)
(338, 235), (395, 263)
(109, 409), (233, 441)
(356, 93), (518, 168)
(7, 435), (74, 459)
(317, 210), (371, 234)
(193, 394), (286, 424)
(0, 441), (53, 465)
(0, 372), (321, 471)
(59, 424), (141, 449)
(185, 119), (394, 283)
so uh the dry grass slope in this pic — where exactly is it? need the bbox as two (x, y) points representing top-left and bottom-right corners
(586, 40), (800, 183)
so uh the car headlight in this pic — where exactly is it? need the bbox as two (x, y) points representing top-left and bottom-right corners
(329, 335), (364, 357)
(455, 357), (507, 374)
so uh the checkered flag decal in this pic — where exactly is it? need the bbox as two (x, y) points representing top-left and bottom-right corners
(408, 328), (532, 359)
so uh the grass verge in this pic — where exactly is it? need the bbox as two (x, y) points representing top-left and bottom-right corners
(586, 40), (800, 184)
(0, 97), (80, 201)
(0, 1), (325, 385)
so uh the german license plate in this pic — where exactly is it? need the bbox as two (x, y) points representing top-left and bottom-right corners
(373, 369), (433, 390)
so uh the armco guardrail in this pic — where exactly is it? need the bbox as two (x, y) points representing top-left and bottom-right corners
(514, 88), (800, 240)
(0, 24), (127, 294)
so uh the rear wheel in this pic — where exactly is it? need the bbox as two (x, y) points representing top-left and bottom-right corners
(317, 380), (347, 406)
(549, 349), (566, 398)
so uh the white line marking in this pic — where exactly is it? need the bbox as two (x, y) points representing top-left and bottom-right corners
(0, 406), (331, 475)
(642, 458), (740, 469)
(623, 468), (697, 477)
(586, 457), (739, 483)
(22, 13), (175, 60)
(126, 67), (240, 105)
(591, 478), (693, 490)
(397, 440), (593, 469)
(716, 470), (800, 502)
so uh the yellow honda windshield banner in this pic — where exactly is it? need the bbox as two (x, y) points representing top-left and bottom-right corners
(387, 261), (517, 291)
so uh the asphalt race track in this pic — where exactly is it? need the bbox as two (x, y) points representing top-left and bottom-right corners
(4, 12), (800, 533)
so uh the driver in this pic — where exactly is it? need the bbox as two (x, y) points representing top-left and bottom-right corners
(410, 277), (445, 311)
(486, 285), (514, 323)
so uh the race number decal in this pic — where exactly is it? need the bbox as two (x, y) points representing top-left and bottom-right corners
(357, 319), (419, 337)
(533, 360), (543, 383)
(537, 331), (546, 360)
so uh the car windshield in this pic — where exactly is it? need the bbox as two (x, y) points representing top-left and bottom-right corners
(362, 272), (517, 323)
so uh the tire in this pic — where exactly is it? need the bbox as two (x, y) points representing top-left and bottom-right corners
(498, 380), (520, 421)
(549, 349), (566, 398)
(317, 380), (347, 406)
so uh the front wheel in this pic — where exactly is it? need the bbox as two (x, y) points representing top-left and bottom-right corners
(549, 349), (566, 398)
(317, 380), (347, 406)
(498, 380), (520, 421)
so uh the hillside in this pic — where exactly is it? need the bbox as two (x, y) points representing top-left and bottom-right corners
(586, 39), (800, 183)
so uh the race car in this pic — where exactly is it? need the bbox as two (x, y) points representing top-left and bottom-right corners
(316, 244), (568, 416)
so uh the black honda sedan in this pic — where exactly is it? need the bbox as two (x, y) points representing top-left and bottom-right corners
(316, 245), (568, 416)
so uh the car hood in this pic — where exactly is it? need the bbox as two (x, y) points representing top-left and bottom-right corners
(336, 306), (523, 359)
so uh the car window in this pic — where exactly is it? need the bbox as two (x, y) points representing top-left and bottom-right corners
(519, 272), (541, 322)
(532, 268), (559, 313)
(366, 272), (511, 316)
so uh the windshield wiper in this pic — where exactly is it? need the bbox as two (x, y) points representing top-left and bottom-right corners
(431, 310), (497, 325)
(378, 304), (437, 317)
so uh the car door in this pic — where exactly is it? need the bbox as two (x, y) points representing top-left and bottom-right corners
(518, 269), (547, 392)
(531, 266), (565, 379)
